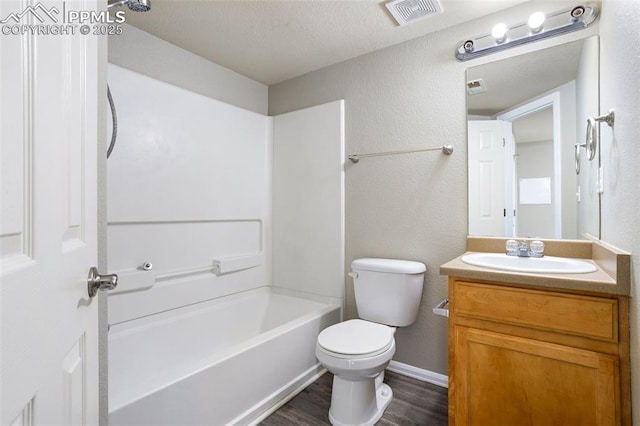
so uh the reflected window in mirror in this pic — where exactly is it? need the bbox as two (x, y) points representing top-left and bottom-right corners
(466, 36), (600, 240)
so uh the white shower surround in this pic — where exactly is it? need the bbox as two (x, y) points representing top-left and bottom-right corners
(107, 63), (273, 324)
(106, 64), (345, 424)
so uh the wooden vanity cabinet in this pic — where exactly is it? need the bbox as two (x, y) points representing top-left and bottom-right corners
(448, 277), (631, 426)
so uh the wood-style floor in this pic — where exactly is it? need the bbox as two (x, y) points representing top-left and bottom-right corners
(261, 370), (448, 425)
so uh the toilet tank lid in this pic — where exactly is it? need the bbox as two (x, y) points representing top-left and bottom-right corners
(351, 258), (426, 274)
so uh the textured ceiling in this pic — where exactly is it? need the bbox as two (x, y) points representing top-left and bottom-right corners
(122, 0), (529, 85)
(466, 38), (584, 116)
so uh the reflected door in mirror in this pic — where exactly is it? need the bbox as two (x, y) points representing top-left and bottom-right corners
(468, 120), (514, 237)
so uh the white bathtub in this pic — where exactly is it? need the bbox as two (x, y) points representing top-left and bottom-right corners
(109, 287), (341, 425)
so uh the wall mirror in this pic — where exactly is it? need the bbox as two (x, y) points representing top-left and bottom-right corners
(466, 36), (600, 240)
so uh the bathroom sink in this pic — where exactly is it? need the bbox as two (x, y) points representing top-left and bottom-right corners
(461, 253), (597, 274)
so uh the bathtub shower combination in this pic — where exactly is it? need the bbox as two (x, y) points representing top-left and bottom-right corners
(109, 288), (340, 425)
(106, 64), (345, 425)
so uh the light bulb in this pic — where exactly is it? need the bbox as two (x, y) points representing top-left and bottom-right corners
(491, 23), (508, 42)
(528, 11), (545, 32)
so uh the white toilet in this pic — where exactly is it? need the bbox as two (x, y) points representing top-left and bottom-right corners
(315, 258), (426, 426)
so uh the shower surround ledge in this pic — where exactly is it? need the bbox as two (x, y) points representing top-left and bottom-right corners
(440, 236), (631, 296)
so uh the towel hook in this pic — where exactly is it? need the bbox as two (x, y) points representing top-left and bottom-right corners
(584, 109), (615, 163)
(594, 109), (615, 127)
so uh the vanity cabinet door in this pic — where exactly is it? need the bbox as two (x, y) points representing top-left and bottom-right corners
(452, 326), (619, 426)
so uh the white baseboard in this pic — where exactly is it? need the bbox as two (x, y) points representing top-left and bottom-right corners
(387, 360), (448, 389)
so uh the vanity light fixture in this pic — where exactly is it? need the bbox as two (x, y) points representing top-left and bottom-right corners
(491, 23), (508, 43)
(527, 11), (545, 33)
(455, 3), (598, 61)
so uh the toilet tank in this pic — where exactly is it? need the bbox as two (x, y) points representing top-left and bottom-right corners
(351, 258), (426, 327)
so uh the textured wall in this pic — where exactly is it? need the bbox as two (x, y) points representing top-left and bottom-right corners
(598, 0), (640, 419)
(108, 24), (268, 114)
(269, 0), (597, 374)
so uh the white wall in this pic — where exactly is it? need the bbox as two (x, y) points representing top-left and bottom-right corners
(103, 0), (640, 416)
(497, 80), (577, 239)
(269, 0), (598, 374)
(107, 64), (271, 325)
(576, 35), (600, 239)
(598, 0), (640, 419)
(516, 140), (554, 238)
(558, 81), (578, 239)
(109, 24), (268, 115)
(272, 101), (345, 302)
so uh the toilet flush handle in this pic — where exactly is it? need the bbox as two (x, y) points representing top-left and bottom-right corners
(348, 271), (358, 279)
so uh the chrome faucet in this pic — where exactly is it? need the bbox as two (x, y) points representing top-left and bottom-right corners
(506, 239), (545, 258)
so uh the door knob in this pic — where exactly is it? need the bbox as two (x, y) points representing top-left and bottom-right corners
(87, 266), (118, 298)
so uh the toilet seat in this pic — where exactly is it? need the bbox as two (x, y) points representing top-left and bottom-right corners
(317, 319), (394, 358)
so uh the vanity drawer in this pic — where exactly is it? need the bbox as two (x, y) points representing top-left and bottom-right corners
(453, 281), (618, 342)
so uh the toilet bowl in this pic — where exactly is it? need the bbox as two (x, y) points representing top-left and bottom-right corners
(315, 258), (426, 426)
(316, 319), (396, 426)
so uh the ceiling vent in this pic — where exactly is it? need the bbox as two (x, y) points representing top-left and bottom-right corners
(466, 78), (487, 95)
(385, 0), (443, 26)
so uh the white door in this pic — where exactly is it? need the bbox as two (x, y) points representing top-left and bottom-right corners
(467, 120), (513, 236)
(1, 1), (102, 424)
